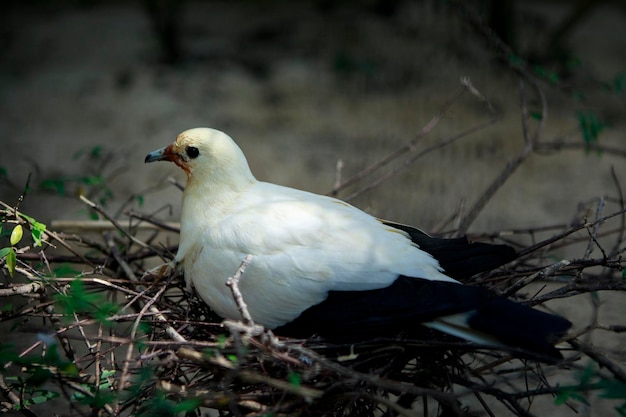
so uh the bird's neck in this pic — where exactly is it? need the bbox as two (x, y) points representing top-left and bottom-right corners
(175, 175), (254, 264)
(182, 174), (255, 223)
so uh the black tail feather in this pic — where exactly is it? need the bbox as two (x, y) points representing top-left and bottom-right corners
(276, 277), (571, 360)
(382, 220), (517, 280)
(467, 297), (571, 359)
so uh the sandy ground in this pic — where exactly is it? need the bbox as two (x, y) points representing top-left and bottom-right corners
(1, 1), (625, 416)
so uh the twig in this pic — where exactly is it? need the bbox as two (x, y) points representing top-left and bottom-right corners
(79, 195), (154, 252)
(225, 255), (255, 325)
(457, 79), (537, 234)
(500, 260), (571, 298)
(516, 207), (626, 258)
(0, 281), (44, 297)
(330, 77), (495, 198)
(50, 219), (180, 233)
(608, 166), (625, 258)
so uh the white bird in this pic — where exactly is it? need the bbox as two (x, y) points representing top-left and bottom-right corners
(145, 127), (570, 358)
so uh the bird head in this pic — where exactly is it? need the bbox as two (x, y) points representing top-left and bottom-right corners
(145, 128), (255, 189)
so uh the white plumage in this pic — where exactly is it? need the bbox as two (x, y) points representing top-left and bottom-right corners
(147, 128), (453, 327)
(145, 127), (570, 358)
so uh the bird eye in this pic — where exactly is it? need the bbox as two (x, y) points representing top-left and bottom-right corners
(186, 146), (200, 159)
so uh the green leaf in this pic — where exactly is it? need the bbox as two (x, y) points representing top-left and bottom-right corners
(6, 247), (16, 277)
(39, 179), (66, 196)
(31, 222), (46, 247)
(217, 334), (228, 349)
(54, 279), (100, 317)
(555, 387), (589, 406)
(534, 65), (560, 84)
(10, 224), (23, 246)
(508, 53), (524, 68)
(577, 111), (607, 146)
(288, 372), (301, 387)
(598, 378), (626, 399)
(90, 145), (103, 158)
(80, 175), (104, 186)
(28, 389), (60, 405)
(93, 302), (120, 326)
(52, 264), (82, 277)
(0, 246), (11, 258)
(612, 73), (625, 94)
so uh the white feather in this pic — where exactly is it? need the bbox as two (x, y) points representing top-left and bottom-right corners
(156, 128), (458, 329)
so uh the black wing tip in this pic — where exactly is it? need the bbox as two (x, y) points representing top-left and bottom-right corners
(468, 297), (572, 360)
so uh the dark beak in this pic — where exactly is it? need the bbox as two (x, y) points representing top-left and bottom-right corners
(145, 146), (170, 163)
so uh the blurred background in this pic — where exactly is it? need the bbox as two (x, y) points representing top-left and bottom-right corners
(1, 0), (624, 233)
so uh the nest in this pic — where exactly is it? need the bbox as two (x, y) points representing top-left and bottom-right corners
(1, 187), (625, 417)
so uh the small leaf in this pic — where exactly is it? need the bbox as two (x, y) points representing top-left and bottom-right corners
(6, 248), (16, 277)
(10, 224), (23, 246)
(288, 372), (301, 387)
(52, 264), (81, 277)
(31, 223), (46, 247)
(81, 175), (104, 186)
(0, 247), (11, 258)
(90, 145), (103, 158)
(30, 389), (60, 405)
(597, 378), (626, 399)
(40, 179), (66, 196)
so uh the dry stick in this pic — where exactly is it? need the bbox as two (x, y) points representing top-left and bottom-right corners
(329, 78), (481, 197)
(450, 1), (550, 235)
(79, 195), (154, 252)
(102, 233), (186, 343)
(16, 243), (178, 266)
(568, 339), (626, 383)
(0, 373), (31, 416)
(457, 79), (539, 235)
(127, 210), (181, 233)
(225, 255), (255, 325)
(536, 140), (626, 158)
(0, 281), (44, 297)
(527, 278), (626, 307)
(345, 113), (498, 202)
(608, 166), (626, 258)
(51, 219), (180, 233)
(116, 283), (169, 414)
(516, 207), (626, 258)
(500, 260), (571, 298)
(582, 197), (606, 261)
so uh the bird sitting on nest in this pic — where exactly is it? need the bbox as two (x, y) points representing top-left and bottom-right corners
(145, 127), (571, 360)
